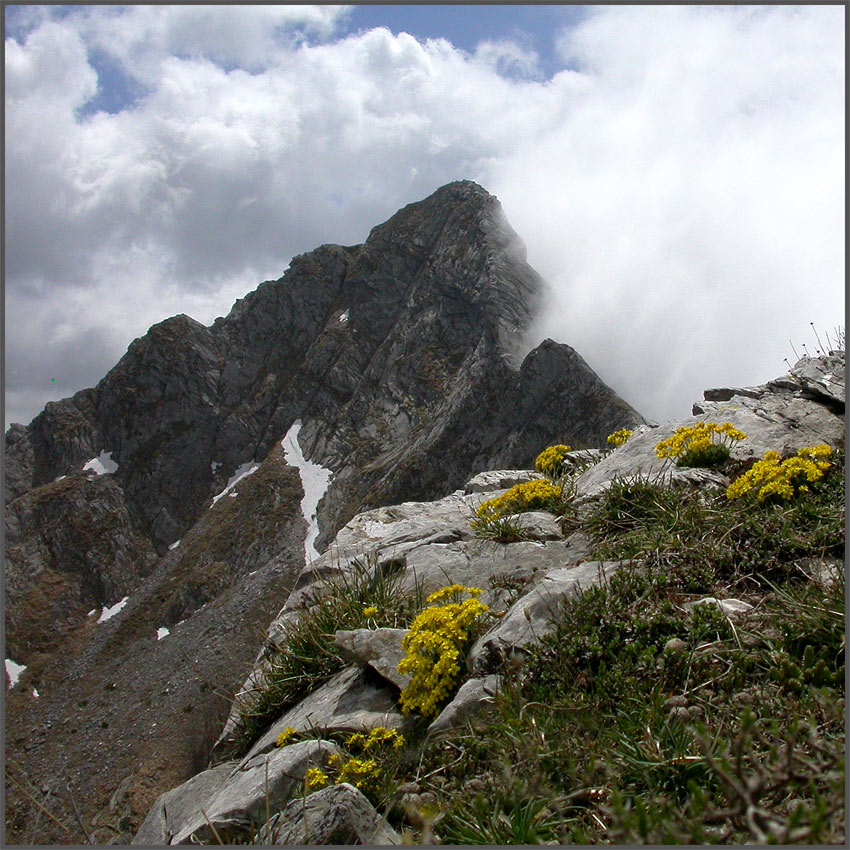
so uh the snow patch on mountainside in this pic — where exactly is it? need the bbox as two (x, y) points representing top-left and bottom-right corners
(281, 419), (334, 563)
(5, 659), (26, 688)
(97, 596), (129, 623)
(83, 451), (118, 475)
(211, 462), (260, 505)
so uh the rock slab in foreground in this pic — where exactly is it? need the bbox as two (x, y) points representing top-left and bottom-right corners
(334, 627), (411, 691)
(243, 666), (410, 764)
(428, 674), (502, 736)
(257, 782), (401, 845)
(132, 763), (234, 846)
(173, 741), (340, 845)
(468, 561), (624, 674)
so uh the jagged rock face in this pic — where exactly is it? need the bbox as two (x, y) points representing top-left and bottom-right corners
(6, 181), (644, 557)
(4, 181), (645, 845)
(5, 179), (643, 693)
(5, 472), (158, 659)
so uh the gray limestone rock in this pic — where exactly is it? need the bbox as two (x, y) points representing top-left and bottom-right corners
(686, 394), (844, 460)
(468, 562), (624, 674)
(789, 352), (845, 405)
(225, 502), (603, 756)
(243, 667), (410, 764)
(428, 674), (502, 736)
(683, 597), (754, 618)
(132, 763), (234, 845)
(170, 740), (341, 845)
(503, 510), (565, 541)
(560, 448), (606, 471)
(794, 557), (843, 588)
(561, 531), (596, 564)
(577, 382), (844, 501)
(464, 469), (544, 493)
(398, 539), (574, 605)
(334, 628), (411, 691)
(257, 782), (401, 845)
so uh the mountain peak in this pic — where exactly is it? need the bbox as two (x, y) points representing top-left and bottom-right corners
(4, 183), (648, 844)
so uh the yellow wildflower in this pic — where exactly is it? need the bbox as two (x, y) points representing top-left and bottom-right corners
(398, 586), (489, 718)
(655, 421), (747, 468)
(304, 767), (329, 789)
(362, 606), (378, 618)
(606, 428), (634, 448)
(534, 445), (572, 477)
(726, 445), (832, 502)
(473, 479), (563, 525)
(335, 757), (381, 792)
(275, 727), (297, 748)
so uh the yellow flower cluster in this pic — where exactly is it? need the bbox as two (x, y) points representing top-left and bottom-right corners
(275, 727), (297, 748)
(398, 586), (489, 718)
(302, 726), (403, 796)
(607, 428), (634, 448)
(425, 584), (482, 605)
(474, 479), (563, 524)
(345, 726), (405, 751)
(362, 606), (378, 618)
(655, 421), (747, 467)
(305, 766), (329, 789)
(726, 445), (832, 502)
(332, 755), (382, 792)
(534, 444), (572, 477)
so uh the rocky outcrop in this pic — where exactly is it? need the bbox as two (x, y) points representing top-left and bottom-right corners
(466, 561), (625, 674)
(576, 356), (845, 500)
(789, 352), (845, 406)
(258, 783), (402, 846)
(6, 180), (644, 558)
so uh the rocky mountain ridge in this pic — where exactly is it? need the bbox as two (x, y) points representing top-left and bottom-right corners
(4, 181), (645, 844)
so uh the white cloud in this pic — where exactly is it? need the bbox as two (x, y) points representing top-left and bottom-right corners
(4, 6), (844, 430)
(77, 5), (352, 78)
(494, 5), (844, 420)
(473, 39), (542, 79)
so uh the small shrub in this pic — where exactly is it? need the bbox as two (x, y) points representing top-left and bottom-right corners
(607, 428), (634, 448)
(534, 444), (572, 477)
(727, 444), (833, 502)
(470, 513), (531, 543)
(398, 585), (490, 718)
(655, 421), (747, 468)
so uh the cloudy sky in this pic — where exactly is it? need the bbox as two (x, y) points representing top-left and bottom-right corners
(4, 4), (845, 431)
